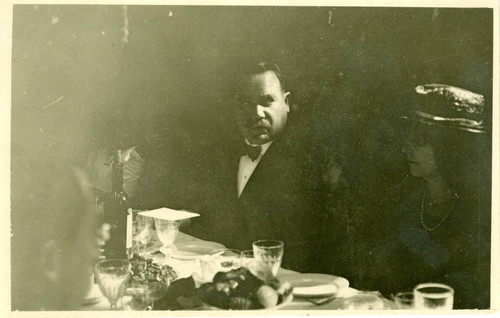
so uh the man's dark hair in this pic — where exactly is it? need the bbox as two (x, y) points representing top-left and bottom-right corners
(235, 61), (288, 93)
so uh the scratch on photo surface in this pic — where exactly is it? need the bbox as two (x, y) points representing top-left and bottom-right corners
(42, 95), (64, 110)
(432, 8), (440, 23)
(121, 5), (129, 46)
(423, 55), (456, 64)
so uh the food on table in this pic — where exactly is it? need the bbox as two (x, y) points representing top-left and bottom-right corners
(155, 277), (202, 310)
(229, 297), (253, 310)
(256, 285), (279, 308)
(127, 254), (178, 309)
(197, 267), (293, 310)
(129, 253), (177, 284)
(149, 267), (292, 310)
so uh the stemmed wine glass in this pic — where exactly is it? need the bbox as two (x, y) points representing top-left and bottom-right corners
(394, 291), (414, 309)
(127, 281), (170, 311)
(95, 259), (131, 310)
(153, 219), (180, 257)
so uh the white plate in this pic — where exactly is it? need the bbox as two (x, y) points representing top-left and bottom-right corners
(280, 273), (349, 298)
(171, 241), (226, 260)
(138, 208), (200, 221)
(80, 284), (103, 306)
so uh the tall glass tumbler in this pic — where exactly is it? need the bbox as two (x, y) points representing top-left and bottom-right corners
(252, 240), (284, 281)
(414, 283), (454, 310)
(131, 211), (154, 255)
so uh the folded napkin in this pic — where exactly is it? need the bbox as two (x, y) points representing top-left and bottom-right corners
(139, 208), (200, 221)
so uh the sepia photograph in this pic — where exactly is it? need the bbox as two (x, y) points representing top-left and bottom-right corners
(4, 0), (499, 316)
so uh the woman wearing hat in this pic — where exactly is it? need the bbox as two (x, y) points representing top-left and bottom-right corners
(373, 84), (491, 309)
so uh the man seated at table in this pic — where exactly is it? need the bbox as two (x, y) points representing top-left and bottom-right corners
(187, 61), (340, 273)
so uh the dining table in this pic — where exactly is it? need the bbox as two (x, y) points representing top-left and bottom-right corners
(80, 231), (396, 311)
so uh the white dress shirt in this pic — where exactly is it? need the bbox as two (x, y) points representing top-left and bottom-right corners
(237, 140), (273, 197)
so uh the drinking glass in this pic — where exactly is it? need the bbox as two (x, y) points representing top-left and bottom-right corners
(252, 240), (284, 280)
(209, 249), (243, 272)
(153, 219), (179, 257)
(242, 250), (255, 267)
(95, 259), (131, 310)
(394, 291), (414, 309)
(414, 283), (454, 310)
(125, 281), (169, 311)
(242, 249), (265, 277)
(132, 212), (154, 255)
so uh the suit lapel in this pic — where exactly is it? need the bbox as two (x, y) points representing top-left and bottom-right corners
(238, 139), (284, 200)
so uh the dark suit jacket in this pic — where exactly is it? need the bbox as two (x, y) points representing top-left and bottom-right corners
(189, 122), (333, 272)
(132, 116), (342, 273)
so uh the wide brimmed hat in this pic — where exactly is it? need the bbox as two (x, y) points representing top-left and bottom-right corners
(401, 84), (487, 134)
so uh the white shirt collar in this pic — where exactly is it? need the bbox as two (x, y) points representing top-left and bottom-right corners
(237, 140), (273, 197)
(244, 139), (273, 157)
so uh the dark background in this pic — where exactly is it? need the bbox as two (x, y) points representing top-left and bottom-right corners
(10, 5), (494, 302)
(11, 5), (493, 166)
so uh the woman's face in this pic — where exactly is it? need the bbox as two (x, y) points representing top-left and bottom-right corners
(402, 129), (440, 179)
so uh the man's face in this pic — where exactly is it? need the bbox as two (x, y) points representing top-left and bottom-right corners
(234, 71), (290, 145)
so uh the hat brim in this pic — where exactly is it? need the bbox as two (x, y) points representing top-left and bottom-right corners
(400, 111), (487, 134)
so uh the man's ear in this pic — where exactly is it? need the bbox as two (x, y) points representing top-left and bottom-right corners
(283, 92), (291, 112)
(40, 240), (61, 283)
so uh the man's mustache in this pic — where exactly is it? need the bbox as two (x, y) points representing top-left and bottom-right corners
(249, 120), (269, 129)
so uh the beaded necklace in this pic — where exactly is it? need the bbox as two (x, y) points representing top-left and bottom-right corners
(420, 185), (458, 231)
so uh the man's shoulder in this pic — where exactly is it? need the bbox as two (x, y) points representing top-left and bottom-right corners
(275, 116), (321, 157)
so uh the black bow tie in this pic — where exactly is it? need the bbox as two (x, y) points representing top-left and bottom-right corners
(243, 144), (262, 161)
